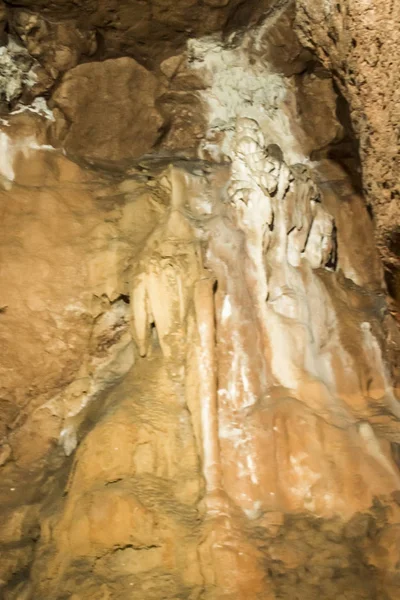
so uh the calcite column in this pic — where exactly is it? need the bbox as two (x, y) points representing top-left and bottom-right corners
(194, 277), (222, 496)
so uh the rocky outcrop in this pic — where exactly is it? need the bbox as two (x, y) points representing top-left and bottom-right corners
(50, 58), (164, 163)
(294, 0), (400, 283)
(11, 10), (97, 79)
(0, 1), (399, 599)
(5, 0), (273, 68)
(2, 0), (398, 278)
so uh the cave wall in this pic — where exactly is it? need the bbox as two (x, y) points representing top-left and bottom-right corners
(0, 1), (399, 599)
(294, 0), (400, 285)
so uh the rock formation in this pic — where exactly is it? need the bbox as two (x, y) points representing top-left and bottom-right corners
(0, 1), (399, 599)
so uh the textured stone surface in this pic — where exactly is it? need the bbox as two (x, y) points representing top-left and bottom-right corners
(0, 110), (161, 471)
(0, 38), (36, 104)
(50, 57), (164, 163)
(294, 0), (400, 279)
(11, 10), (97, 79)
(12, 143), (397, 599)
(0, 116), (94, 443)
(0, 1), (399, 599)
(6, 0), (274, 68)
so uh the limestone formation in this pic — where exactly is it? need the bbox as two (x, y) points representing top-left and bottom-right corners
(11, 10), (97, 79)
(0, 1), (399, 600)
(0, 38), (36, 104)
(50, 58), (164, 163)
(6, 0), (272, 68)
(294, 0), (400, 280)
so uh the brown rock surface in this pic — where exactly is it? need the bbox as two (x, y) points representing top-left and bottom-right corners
(0, 2), (399, 599)
(50, 57), (164, 163)
(11, 10), (97, 79)
(30, 357), (203, 599)
(0, 110), (165, 471)
(294, 0), (400, 279)
(0, 117), (94, 443)
(11, 146), (396, 599)
(6, 0), (273, 68)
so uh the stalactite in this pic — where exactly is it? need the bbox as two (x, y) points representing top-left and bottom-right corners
(125, 114), (400, 528)
(194, 277), (222, 498)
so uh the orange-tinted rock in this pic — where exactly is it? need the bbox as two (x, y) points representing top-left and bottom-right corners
(0, 4), (399, 599)
(0, 134), (96, 444)
(29, 359), (203, 599)
(294, 0), (400, 274)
